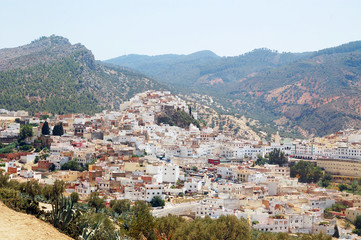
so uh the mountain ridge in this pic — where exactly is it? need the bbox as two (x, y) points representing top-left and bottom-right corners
(105, 48), (311, 88)
(106, 40), (361, 137)
(0, 35), (164, 115)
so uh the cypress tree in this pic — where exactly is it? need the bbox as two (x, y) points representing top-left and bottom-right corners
(41, 121), (50, 135)
(53, 123), (64, 136)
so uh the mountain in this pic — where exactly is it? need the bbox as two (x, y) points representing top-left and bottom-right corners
(229, 42), (361, 136)
(106, 41), (361, 137)
(0, 35), (164, 114)
(106, 50), (220, 87)
(105, 49), (310, 89)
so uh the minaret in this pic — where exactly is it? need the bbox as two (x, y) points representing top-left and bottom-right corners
(275, 131), (280, 144)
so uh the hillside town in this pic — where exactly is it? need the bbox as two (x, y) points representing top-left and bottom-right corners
(2, 90), (361, 239)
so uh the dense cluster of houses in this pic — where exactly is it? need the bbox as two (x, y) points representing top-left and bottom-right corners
(2, 91), (361, 239)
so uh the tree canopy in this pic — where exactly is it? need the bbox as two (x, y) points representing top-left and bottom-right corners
(150, 196), (165, 207)
(354, 215), (361, 236)
(87, 192), (105, 213)
(53, 122), (64, 136)
(41, 121), (50, 135)
(19, 124), (33, 142)
(268, 148), (287, 166)
(290, 160), (323, 183)
(110, 199), (130, 215)
(128, 201), (154, 239)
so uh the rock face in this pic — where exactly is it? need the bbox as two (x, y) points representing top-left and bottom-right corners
(0, 201), (73, 240)
(0, 35), (164, 114)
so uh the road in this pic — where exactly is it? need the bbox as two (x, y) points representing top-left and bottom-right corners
(152, 201), (200, 217)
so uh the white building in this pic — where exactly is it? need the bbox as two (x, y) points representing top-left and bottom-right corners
(145, 184), (164, 202)
(162, 164), (179, 183)
(184, 180), (202, 193)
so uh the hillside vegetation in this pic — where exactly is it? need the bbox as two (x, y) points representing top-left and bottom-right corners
(0, 35), (164, 115)
(156, 109), (201, 129)
(107, 41), (361, 137)
(106, 48), (309, 88)
(230, 44), (361, 136)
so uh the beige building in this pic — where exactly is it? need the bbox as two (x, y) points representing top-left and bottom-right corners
(346, 207), (361, 222)
(237, 170), (254, 182)
(316, 159), (361, 182)
(124, 162), (146, 172)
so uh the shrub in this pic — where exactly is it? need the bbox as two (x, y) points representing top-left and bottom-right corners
(0, 187), (25, 211)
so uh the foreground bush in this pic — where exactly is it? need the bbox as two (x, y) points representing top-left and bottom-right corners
(0, 187), (24, 211)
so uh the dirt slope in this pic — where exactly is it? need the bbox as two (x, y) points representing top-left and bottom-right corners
(0, 202), (73, 240)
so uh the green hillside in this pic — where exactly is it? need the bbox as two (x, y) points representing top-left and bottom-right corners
(229, 50), (361, 136)
(105, 48), (309, 88)
(106, 41), (361, 137)
(0, 35), (164, 114)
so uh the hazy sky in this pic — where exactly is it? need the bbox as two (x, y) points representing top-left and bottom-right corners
(1, 0), (361, 60)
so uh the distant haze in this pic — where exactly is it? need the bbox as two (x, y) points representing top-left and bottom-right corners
(1, 0), (361, 60)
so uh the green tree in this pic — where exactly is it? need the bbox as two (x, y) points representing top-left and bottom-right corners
(331, 203), (347, 212)
(354, 228), (361, 236)
(256, 154), (269, 166)
(42, 184), (53, 201)
(172, 215), (251, 240)
(49, 163), (56, 171)
(255, 232), (284, 240)
(321, 173), (332, 188)
(53, 122), (64, 136)
(52, 180), (65, 200)
(354, 215), (361, 236)
(41, 121), (50, 135)
(110, 199), (131, 215)
(61, 160), (79, 171)
(209, 215), (251, 240)
(268, 148), (287, 166)
(333, 224), (340, 238)
(355, 215), (361, 230)
(290, 160), (323, 183)
(128, 201), (154, 240)
(305, 233), (332, 240)
(311, 167), (323, 183)
(87, 192), (105, 213)
(70, 192), (79, 203)
(174, 216), (213, 239)
(0, 187), (25, 211)
(19, 180), (41, 201)
(352, 181), (359, 192)
(339, 183), (349, 192)
(42, 180), (65, 202)
(150, 196), (165, 207)
(19, 124), (33, 142)
(155, 214), (185, 239)
(0, 169), (9, 188)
